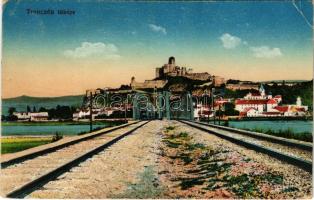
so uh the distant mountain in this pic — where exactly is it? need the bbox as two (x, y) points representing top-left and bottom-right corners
(1, 95), (84, 115)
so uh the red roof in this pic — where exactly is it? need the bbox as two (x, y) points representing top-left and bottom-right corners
(235, 99), (268, 105)
(214, 102), (225, 106)
(274, 95), (282, 98)
(296, 107), (305, 112)
(242, 107), (257, 113)
(267, 99), (278, 104)
(274, 106), (289, 112)
(251, 93), (261, 96)
(239, 107), (257, 117)
(262, 112), (281, 115)
(198, 110), (213, 115)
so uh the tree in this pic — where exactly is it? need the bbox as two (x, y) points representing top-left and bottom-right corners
(6, 115), (18, 121)
(27, 105), (31, 112)
(33, 106), (37, 112)
(8, 107), (16, 116)
(48, 108), (56, 119)
(39, 107), (47, 112)
(223, 103), (239, 116)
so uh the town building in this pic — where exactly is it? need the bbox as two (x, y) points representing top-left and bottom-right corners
(13, 112), (49, 121)
(274, 97), (308, 117)
(13, 112), (30, 121)
(235, 85), (307, 117)
(193, 97), (231, 120)
(30, 112), (49, 121)
(226, 83), (259, 91)
(212, 76), (225, 87)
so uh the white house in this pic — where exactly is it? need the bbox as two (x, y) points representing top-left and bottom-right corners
(236, 85), (308, 118)
(244, 108), (259, 117)
(13, 112), (31, 121)
(236, 85), (283, 117)
(30, 112), (49, 121)
(13, 112), (49, 121)
(73, 108), (115, 120)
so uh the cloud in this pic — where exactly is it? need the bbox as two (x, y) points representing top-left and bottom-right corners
(220, 33), (242, 49)
(250, 46), (283, 58)
(63, 42), (121, 59)
(148, 24), (167, 35)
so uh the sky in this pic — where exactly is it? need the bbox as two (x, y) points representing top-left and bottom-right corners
(2, 0), (313, 98)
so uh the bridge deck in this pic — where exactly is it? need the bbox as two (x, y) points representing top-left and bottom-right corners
(0, 120), (311, 199)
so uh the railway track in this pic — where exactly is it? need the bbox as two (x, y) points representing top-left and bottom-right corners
(1, 121), (150, 198)
(1, 121), (140, 168)
(195, 121), (312, 151)
(179, 120), (312, 173)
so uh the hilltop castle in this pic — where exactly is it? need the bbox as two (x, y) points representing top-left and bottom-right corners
(131, 57), (224, 90)
(155, 57), (211, 81)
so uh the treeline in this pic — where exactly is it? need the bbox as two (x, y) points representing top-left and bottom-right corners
(43, 105), (77, 120)
(264, 81), (313, 110)
(224, 89), (259, 99)
(3, 105), (77, 121)
(223, 81), (313, 110)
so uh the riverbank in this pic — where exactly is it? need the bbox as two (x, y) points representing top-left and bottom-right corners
(1, 120), (127, 136)
(1, 137), (53, 154)
(1, 121), (128, 153)
(201, 116), (312, 122)
(199, 120), (312, 142)
(1, 120), (126, 126)
(229, 116), (313, 121)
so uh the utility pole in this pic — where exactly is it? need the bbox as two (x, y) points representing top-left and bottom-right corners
(124, 98), (127, 123)
(154, 87), (157, 119)
(218, 104), (221, 125)
(212, 88), (215, 124)
(89, 92), (93, 132)
(204, 90), (210, 123)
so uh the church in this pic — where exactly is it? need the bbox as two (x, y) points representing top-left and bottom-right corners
(235, 85), (307, 117)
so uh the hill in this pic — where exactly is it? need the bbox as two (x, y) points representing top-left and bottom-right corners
(2, 95), (84, 115)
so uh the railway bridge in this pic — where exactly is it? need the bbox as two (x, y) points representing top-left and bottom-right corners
(1, 97), (312, 198)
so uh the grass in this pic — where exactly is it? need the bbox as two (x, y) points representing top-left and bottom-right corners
(2, 120), (126, 126)
(216, 172), (284, 198)
(162, 131), (191, 148)
(180, 178), (205, 190)
(161, 125), (289, 198)
(1, 137), (53, 154)
(241, 127), (312, 142)
(165, 126), (176, 132)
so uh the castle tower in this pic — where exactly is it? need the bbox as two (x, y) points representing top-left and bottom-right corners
(155, 68), (162, 78)
(296, 96), (302, 106)
(259, 84), (265, 96)
(131, 76), (136, 85)
(168, 56), (175, 65)
(168, 56), (175, 72)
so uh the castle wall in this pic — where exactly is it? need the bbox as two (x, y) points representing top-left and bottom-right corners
(184, 73), (211, 81)
(155, 68), (162, 78)
(226, 83), (259, 91)
(213, 76), (225, 86)
(131, 79), (167, 89)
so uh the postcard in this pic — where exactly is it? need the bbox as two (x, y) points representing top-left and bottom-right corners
(1, 0), (313, 199)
